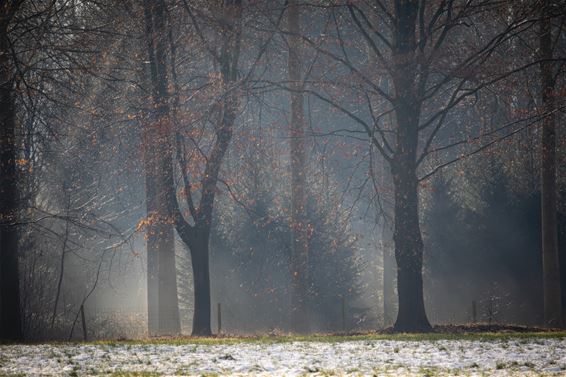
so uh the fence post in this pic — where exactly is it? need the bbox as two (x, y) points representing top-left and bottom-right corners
(80, 304), (88, 341)
(472, 300), (477, 324)
(341, 296), (346, 333)
(217, 302), (222, 335)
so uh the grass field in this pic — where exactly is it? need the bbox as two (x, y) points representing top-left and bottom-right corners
(1, 332), (566, 376)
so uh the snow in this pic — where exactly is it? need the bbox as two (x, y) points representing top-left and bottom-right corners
(1, 337), (566, 376)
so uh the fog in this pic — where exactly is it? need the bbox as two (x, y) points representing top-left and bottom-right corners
(1, 0), (565, 341)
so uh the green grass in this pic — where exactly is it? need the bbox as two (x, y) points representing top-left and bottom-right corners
(4, 330), (565, 347)
(82, 331), (566, 346)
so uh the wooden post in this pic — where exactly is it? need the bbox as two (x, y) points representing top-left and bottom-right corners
(341, 296), (346, 333)
(80, 304), (88, 341)
(472, 300), (477, 324)
(217, 302), (222, 334)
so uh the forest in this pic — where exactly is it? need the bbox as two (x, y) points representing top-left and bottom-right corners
(0, 0), (566, 353)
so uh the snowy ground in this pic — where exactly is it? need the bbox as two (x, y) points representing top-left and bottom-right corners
(1, 336), (566, 376)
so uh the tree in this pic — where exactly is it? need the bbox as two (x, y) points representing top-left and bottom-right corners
(0, 0), (125, 341)
(3, 0), (565, 341)
(173, 0), (243, 336)
(142, 0), (181, 337)
(289, 0), (554, 332)
(539, 0), (562, 327)
(386, 0), (431, 331)
(0, 0), (23, 341)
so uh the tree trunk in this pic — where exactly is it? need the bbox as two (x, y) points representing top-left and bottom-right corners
(143, 0), (180, 336)
(539, 0), (562, 327)
(143, 136), (159, 336)
(155, 197), (180, 335)
(0, 23), (22, 341)
(155, 100), (180, 335)
(389, 104), (431, 332)
(389, 0), (431, 333)
(187, 230), (212, 336)
(287, 0), (309, 334)
(391, 156), (431, 332)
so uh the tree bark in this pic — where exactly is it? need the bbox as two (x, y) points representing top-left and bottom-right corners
(143, 0), (180, 336)
(389, 0), (431, 333)
(143, 121), (159, 335)
(391, 156), (431, 332)
(287, 0), (309, 333)
(177, 226), (212, 336)
(539, 0), (562, 327)
(0, 20), (23, 341)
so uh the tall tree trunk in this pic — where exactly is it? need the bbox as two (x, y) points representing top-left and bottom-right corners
(182, 228), (212, 336)
(539, 0), (562, 327)
(0, 22), (23, 341)
(390, 0), (431, 333)
(390, 155), (430, 332)
(143, 117), (159, 335)
(143, 0), (180, 336)
(287, 0), (309, 334)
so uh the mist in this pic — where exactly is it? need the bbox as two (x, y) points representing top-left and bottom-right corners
(1, 0), (566, 343)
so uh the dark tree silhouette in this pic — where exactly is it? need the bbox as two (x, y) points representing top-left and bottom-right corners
(0, 0), (23, 342)
(142, 0), (181, 336)
(539, 0), (562, 327)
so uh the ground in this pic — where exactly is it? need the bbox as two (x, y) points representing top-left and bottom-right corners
(1, 333), (566, 376)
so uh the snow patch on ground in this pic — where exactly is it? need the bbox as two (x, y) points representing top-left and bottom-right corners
(1, 337), (566, 376)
